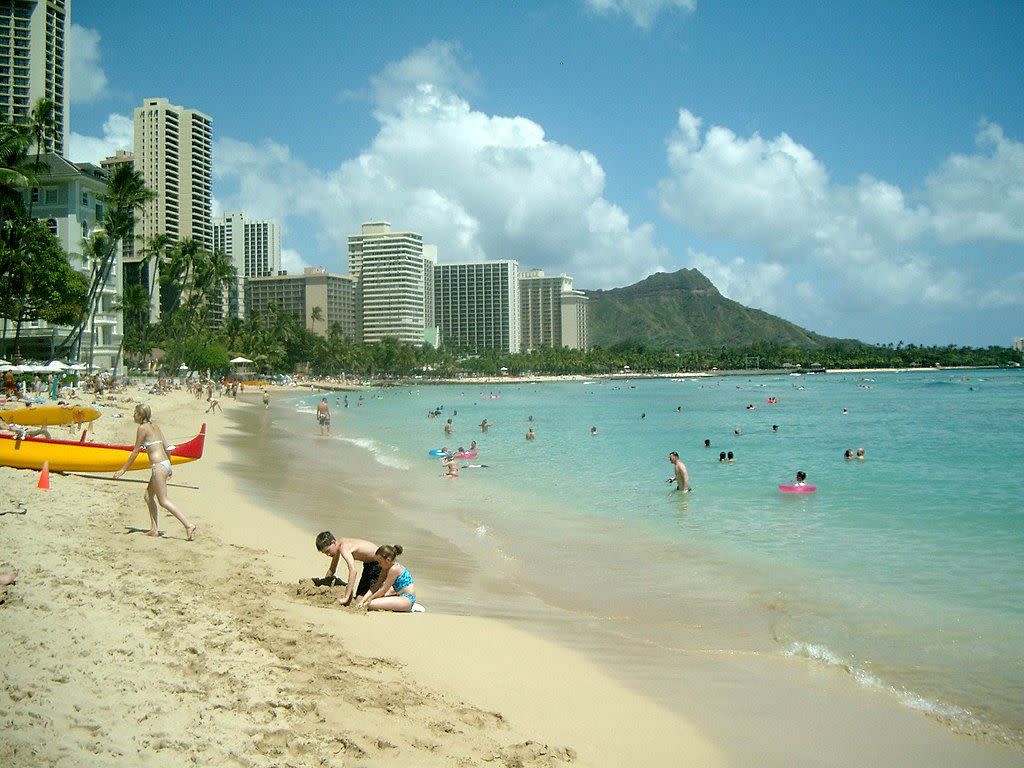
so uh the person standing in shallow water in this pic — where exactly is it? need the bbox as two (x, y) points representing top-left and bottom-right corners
(667, 451), (691, 492)
(317, 397), (331, 436)
(114, 404), (196, 540)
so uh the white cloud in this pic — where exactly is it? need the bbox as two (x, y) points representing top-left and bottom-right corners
(657, 109), (965, 312)
(281, 248), (312, 274)
(68, 24), (108, 104)
(67, 113), (132, 164)
(214, 42), (668, 287)
(684, 248), (793, 314)
(926, 121), (1024, 245)
(583, 0), (696, 28)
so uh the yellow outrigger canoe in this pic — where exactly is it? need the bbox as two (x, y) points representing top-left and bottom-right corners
(0, 405), (101, 427)
(0, 424), (206, 473)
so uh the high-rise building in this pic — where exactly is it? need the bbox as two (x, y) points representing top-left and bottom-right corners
(519, 269), (588, 351)
(1013, 337), (1023, 353)
(247, 267), (358, 341)
(348, 221), (436, 346)
(434, 261), (520, 354)
(212, 212), (281, 277)
(1, 154), (122, 369)
(0, 0), (69, 156)
(130, 97), (212, 320)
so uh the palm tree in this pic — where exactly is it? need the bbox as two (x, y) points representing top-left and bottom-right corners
(25, 99), (55, 220)
(139, 232), (172, 310)
(0, 122), (34, 225)
(311, 305), (324, 336)
(62, 163), (153, 368)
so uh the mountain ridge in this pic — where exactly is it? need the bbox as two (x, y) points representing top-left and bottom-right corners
(581, 268), (855, 349)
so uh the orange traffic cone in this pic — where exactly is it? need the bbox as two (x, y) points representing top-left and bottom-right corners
(37, 461), (50, 490)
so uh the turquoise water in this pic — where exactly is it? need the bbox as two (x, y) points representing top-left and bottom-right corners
(289, 371), (1024, 745)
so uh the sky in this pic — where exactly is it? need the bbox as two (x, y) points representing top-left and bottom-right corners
(67, 0), (1024, 346)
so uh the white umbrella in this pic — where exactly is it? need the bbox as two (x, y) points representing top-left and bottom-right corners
(179, 364), (189, 370)
(46, 360), (69, 370)
(0, 359), (9, 366)
(229, 356), (254, 364)
(69, 363), (88, 371)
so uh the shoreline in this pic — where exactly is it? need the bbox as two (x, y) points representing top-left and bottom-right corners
(0, 387), (721, 767)
(3, 385), (1021, 766)
(291, 364), (1012, 392)
(225, 387), (1024, 766)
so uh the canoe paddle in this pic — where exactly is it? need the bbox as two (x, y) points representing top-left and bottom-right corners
(58, 472), (199, 490)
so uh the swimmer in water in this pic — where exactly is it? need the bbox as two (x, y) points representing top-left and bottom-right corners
(526, 427), (536, 441)
(676, 406), (683, 413)
(856, 447), (865, 460)
(704, 439), (711, 447)
(727, 451), (735, 463)
(641, 412), (646, 420)
(734, 427), (741, 436)
(719, 451), (727, 462)
(666, 452), (691, 492)
(590, 426), (597, 436)
(470, 440), (477, 451)
(844, 449), (854, 460)
(842, 408), (848, 415)
(444, 418), (453, 436)
(795, 471), (808, 487)
(479, 419), (492, 433)
(772, 424), (779, 433)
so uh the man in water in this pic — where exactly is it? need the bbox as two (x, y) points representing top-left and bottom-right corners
(479, 419), (492, 433)
(590, 426), (597, 436)
(316, 532), (380, 606)
(444, 418), (453, 436)
(317, 397), (331, 436)
(667, 452), (691, 492)
(526, 427), (536, 440)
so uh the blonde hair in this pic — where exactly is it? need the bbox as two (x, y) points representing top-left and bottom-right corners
(134, 403), (152, 422)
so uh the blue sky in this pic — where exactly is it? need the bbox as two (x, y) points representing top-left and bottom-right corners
(69, 1), (1024, 346)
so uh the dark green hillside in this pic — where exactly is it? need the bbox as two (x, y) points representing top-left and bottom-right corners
(584, 269), (848, 349)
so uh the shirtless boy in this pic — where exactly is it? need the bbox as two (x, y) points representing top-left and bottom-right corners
(315, 532), (381, 606)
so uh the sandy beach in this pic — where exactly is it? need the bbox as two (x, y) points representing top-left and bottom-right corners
(3, 384), (1022, 767)
(0, 387), (720, 767)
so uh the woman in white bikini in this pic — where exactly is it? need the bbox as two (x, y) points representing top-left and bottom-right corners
(114, 404), (196, 540)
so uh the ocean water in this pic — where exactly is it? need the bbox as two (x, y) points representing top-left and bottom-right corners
(281, 371), (1024, 747)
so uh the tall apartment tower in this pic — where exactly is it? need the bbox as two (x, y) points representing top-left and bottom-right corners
(212, 212), (281, 277)
(131, 97), (213, 320)
(0, 0), (69, 155)
(434, 261), (521, 354)
(347, 221), (436, 346)
(519, 269), (589, 351)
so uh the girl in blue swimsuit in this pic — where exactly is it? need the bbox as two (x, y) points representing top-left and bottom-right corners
(356, 544), (416, 612)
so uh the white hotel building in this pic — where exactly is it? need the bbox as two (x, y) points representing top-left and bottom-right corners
(212, 212), (282, 320)
(348, 222), (437, 346)
(434, 261), (521, 354)
(519, 269), (589, 351)
(131, 97), (213, 321)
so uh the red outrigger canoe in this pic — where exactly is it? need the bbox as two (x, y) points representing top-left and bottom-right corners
(0, 424), (206, 473)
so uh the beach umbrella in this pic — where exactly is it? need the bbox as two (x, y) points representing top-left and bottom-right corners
(0, 359), (9, 366)
(69, 363), (88, 371)
(179, 364), (189, 371)
(46, 360), (69, 370)
(229, 356), (254, 364)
